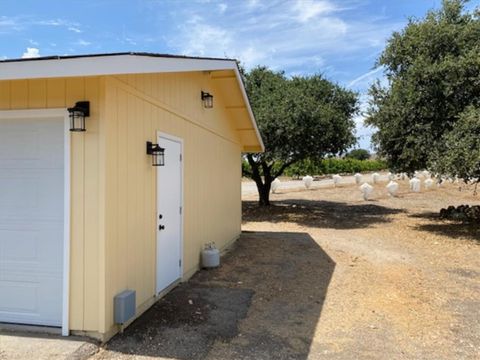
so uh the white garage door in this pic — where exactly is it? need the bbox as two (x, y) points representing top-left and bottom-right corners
(0, 115), (64, 327)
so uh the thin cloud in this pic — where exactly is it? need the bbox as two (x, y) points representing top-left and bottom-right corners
(218, 3), (228, 14)
(293, 0), (338, 23)
(0, 16), (82, 34)
(75, 39), (91, 46)
(68, 26), (82, 33)
(164, 0), (400, 75)
(348, 66), (384, 89)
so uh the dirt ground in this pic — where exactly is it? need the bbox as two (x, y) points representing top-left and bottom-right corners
(93, 180), (479, 360)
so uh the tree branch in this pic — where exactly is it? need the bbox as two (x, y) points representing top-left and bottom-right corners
(273, 159), (297, 179)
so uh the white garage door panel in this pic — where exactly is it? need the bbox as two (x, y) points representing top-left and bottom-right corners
(0, 116), (64, 327)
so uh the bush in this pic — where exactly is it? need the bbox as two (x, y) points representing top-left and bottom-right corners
(346, 148), (370, 160)
(242, 158), (388, 178)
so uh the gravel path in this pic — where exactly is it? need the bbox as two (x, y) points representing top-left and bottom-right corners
(93, 179), (479, 360)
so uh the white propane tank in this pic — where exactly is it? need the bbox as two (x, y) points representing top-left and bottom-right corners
(354, 173), (363, 185)
(332, 174), (342, 187)
(271, 178), (281, 193)
(410, 177), (421, 192)
(360, 182), (374, 201)
(202, 242), (220, 268)
(424, 178), (434, 189)
(303, 175), (313, 189)
(386, 181), (399, 197)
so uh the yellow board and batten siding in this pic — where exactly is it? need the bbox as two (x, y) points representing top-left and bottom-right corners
(0, 77), (103, 333)
(102, 72), (243, 335)
(0, 70), (246, 337)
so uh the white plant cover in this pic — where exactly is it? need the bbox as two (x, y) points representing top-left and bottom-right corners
(424, 178), (434, 189)
(410, 177), (421, 192)
(386, 181), (399, 197)
(372, 172), (380, 184)
(332, 174), (342, 186)
(423, 170), (431, 179)
(354, 173), (363, 185)
(271, 178), (281, 193)
(414, 170), (423, 179)
(388, 172), (395, 181)
(303, 175), (313, 189)
(400, 173), (408, 181)
(360, 182), (374, 200)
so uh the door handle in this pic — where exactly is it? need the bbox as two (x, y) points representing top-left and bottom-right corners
(159, 225), (165, 230)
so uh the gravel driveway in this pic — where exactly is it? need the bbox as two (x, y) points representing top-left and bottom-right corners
(93, 179), (479, 360)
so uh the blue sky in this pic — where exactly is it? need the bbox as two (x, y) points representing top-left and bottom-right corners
(1, 0), (478, 149)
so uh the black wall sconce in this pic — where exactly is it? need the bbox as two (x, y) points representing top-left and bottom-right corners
(67, 101), (90, 132)
(201, 91), (213, 109)
(146, 141), (165, 166)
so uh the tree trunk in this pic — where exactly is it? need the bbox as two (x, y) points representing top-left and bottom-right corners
(247, 155), (273, 206)
(255, 176), (272, 206)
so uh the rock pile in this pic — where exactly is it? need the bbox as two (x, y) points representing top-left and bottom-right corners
(440, 205), (480, 222)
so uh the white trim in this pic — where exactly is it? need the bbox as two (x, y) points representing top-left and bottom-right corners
(0, 54), (236, 81)
(62, 111), (71, 336)
(0, 108), (71, 335)
(156, 132), (184, 292)
(0, 54), (264, 153)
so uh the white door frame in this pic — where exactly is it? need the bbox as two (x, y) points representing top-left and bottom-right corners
(0, 108), (71, 336)
(156, 131), (184, 293)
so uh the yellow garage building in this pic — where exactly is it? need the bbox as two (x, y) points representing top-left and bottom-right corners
(0, 52), (263, 340)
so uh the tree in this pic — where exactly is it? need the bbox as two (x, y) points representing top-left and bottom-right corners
(365, 0), (480, 174)
(430, 106), (480, 189)
(346, 148), (370, 161)
(243, 67), (358, 205)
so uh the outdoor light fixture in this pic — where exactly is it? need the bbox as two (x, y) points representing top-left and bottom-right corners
(67, 101), (90, 132)
(201, 91), (213, 109)
(146, 141), (165, 166)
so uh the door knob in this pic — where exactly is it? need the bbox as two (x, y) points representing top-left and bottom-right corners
(159, 225), (165, 230)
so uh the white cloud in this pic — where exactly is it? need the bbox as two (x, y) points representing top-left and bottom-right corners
(164, 0), (399, 75)
(68, 26), (82, 33)
(218, 3), (228, 14)
(172, 16), (231, 56)
(348, 67), (384, 89)
(75, 39), (91, 46)
(293, 0), (337, 23)
(21, 47), (40, 58)
(0, 16), (82, 34)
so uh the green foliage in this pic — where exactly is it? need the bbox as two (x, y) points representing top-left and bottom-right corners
(366, 0), (480, 174)
(283, 158), (387, 176)
(346, 148), (371, 161)
(243, 66), (359, 204)
(246, 67), (358, 163)
(242, 158), (387, 177)
(430, 106), (480, 183)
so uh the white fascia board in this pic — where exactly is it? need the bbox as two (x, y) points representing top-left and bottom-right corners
(0, 54), (236, 80)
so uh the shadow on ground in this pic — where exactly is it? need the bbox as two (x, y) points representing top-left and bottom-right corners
(409, 212), (480, 242)
(243, 199), (405, 229)
(101, 231), (335, 360)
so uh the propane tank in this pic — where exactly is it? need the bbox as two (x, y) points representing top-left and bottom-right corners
(202, 242), (220, 268)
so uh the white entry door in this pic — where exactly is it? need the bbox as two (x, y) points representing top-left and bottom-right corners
(0, 115), (64, 326)
(156, 134), (183, 294)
